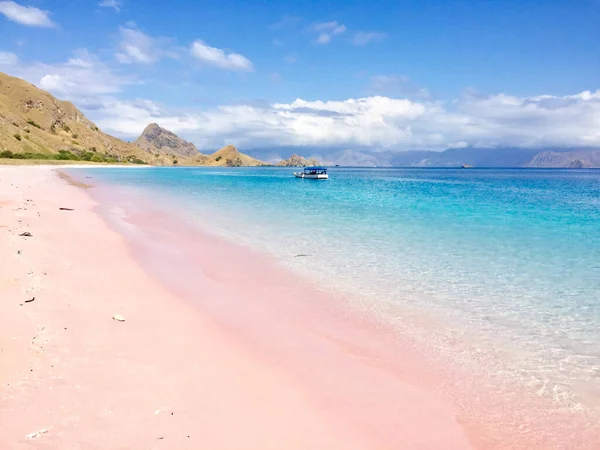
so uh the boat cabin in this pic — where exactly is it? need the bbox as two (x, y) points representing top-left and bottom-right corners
(304, 166), (327, 175)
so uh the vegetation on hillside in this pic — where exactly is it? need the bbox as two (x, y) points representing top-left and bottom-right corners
(0, 149), (147, 164)
(26, 119), (41, 129)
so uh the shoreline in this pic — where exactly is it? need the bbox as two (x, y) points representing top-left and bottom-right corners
(0, 166), (474, 448)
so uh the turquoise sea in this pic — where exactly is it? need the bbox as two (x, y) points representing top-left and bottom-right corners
(72, 167), (600, 413)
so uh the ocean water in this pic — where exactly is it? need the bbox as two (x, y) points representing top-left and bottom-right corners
(71, 166), (600, 413)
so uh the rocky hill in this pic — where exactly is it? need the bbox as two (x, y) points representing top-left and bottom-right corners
(525, 150), (600, 168)
(186, 145), (265, 166)
(134, 123), (199, 158)
(276, 153), (320, 167)
(0, 72), (163, 164)
(0, 72), (265, 166)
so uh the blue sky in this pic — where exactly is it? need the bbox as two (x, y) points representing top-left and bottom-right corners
(1, 0), (600, 154)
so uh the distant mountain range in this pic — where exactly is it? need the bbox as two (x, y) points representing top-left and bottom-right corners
(330, 147), (542, 168)
(524, 150), (600, 168)
(247, 147), (600, 168)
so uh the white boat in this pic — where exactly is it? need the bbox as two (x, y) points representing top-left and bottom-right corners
(294, 166), (329, 180)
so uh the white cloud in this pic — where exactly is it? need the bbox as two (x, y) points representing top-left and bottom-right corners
(311, 21), (346, 44)
(0, 1), (55, 27)
(190, 40), (252, 71)
(0, 51), (19, 65)
(99, 0), (122, 12)
(115, 26), (177, 64)
(91, 91), (600, 152)
(353, 31), (386, 45)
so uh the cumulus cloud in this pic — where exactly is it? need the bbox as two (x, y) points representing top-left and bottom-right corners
(115, 26), (177, 64)
(311, 21), (346, 44)
(449, 90), (600, 148)
(353, 32), (386, 45)
(190, 40), (252, 71)
(0, 1), (55, 27)
(78, 90), (600, 152)
(0, 51), (19, 65)
(98, 0), (122, 12)
(105, 91), (600, 151)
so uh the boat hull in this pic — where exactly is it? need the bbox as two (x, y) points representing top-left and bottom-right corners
(294, 173), (329, 179)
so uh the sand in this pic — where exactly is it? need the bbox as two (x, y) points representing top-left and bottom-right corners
(0, 166), (475, 449)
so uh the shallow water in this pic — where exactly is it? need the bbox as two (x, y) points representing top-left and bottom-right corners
(71, 166), (600, 413)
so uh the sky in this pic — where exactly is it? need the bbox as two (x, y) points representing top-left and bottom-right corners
(0, 0), (600, 155)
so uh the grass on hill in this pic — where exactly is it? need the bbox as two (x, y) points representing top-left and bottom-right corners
(0, 158), (108, 166)
(0, 149), (147, 164)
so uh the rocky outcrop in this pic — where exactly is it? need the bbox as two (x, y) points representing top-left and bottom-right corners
(134, 123), (199, 158)
(276, 153), (320, 167)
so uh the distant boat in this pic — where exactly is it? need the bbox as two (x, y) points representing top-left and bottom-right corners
(461, 164), (472, 169)
(294, 166), (329, 180)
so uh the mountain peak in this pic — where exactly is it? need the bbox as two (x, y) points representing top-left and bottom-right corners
(143, 123), (161, 132)
(134, 123), (199, 158)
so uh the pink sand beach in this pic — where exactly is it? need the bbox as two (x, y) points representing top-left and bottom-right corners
(0, 166), (597, 449)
